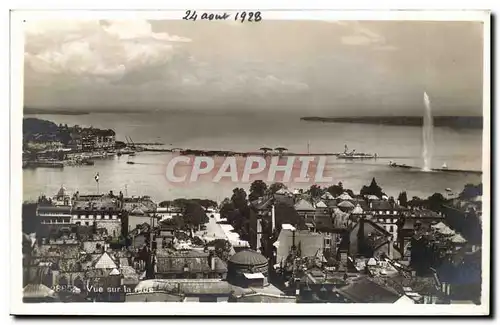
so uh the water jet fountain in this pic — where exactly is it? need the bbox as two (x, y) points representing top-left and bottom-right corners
(422, 92), (434, 171)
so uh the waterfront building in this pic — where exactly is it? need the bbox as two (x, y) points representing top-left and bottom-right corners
(72, 195), (123, 238)
(94, 129), (116, 150)
(37, 205), (73, 227)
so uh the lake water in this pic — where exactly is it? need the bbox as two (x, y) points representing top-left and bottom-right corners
(23, 112), (483, 202)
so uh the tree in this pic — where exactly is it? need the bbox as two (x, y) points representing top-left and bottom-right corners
(398, 191), (408, 207)
(408, 196), (425, 208)
(360, 178), (385, 198)
(249, 180), (268, 201)
(183, 201), (209, 231)
(159, 200), (173, 208)
(268, 182), (286, 194)
(326, 182), (344, 197)
(188, 199), (217, 210)
(344, 189), (356, 198)
(225, 188), (251, 241)
(459, 183), (482, 200)
(427, 193), (446, 212)
(231, 188), (248, 211)
(207, 239), (232, 261)
(219, 198), (235, 220)
(308, 185), (324, 200)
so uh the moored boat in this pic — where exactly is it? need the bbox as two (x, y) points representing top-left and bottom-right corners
(337, 144), (377, 160)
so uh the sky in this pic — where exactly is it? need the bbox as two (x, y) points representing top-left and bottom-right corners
(23, 19), (485, 116)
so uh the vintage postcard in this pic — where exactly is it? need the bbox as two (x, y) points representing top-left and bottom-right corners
(10, 9), (490, 315)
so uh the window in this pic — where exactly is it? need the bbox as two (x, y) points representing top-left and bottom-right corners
(112, 215), (117, 220)
(393, 211), (397, 215)
(81, 215), (86, 219)
(105, 215), (109, 220)
(96, 215), (101, 220)
(85, 221), (89, 226)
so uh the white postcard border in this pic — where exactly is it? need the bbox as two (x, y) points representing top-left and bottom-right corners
(9, 9), (491, 316)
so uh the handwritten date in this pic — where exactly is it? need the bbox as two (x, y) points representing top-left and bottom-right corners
(183, 10), (262, 23)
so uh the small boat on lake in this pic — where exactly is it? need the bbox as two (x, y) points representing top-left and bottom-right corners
(338, 152), (377, 159)
(127, 161), (135, 165)
(389, 161), (412, 169)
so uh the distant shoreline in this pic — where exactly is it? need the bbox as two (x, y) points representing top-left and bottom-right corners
(300, 116), (483, 129)
(24, 108), (89, 116)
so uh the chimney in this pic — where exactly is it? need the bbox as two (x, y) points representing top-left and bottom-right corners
(256, 218), (262, 252)
(271, 204), (276, 232)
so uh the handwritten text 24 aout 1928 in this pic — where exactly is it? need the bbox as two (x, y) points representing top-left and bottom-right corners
(182, 10), (262, 23)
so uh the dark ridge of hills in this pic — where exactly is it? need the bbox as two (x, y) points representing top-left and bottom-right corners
(23, 117), (58, 135)
(300, 116), (483, 129)
(24, 107), (89, 115)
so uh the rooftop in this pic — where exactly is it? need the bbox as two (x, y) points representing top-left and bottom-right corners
(72, 196), (120, 211)
(23, 284), (56, 299)
(294, 199), (315, 212)
(134, 279), (233, 296)
(337, 277), (402, 303)
(155, 249), (227, 274)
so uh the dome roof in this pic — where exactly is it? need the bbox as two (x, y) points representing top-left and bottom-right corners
(229, 250), (268, 266)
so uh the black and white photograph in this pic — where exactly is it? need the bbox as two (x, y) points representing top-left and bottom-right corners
(10, 9), (490, 315)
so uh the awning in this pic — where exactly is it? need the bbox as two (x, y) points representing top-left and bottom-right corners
(243, 273), (265, 280)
